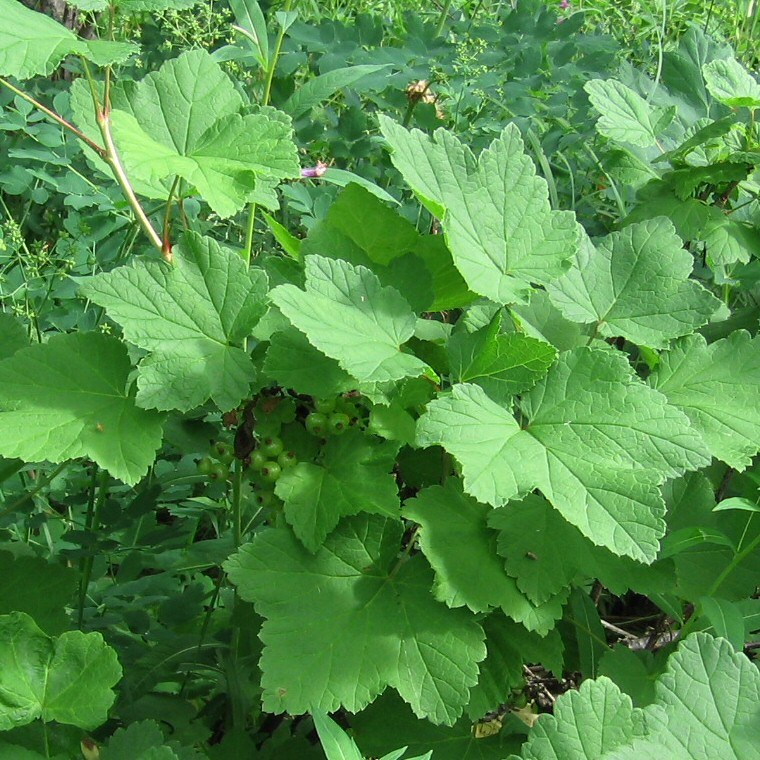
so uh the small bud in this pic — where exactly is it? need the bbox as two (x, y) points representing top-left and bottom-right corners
(300, 161), (328, 178)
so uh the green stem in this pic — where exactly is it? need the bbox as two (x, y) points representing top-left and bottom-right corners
(435, 0), (454, 37)
(249, 0), (294, 257)
(262, 0), (293, 107)
(42, 720), (50, 758)
(0, 462), (68, 519)
(243, 202), (258, 264)
(162, 175), (181, 252)
(0, 78), (106, 157)
(231, 459), (244, 549)
(77, 468), (109, 629)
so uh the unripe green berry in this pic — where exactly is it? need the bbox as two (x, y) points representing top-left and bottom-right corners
(261, 461), (282, 482)
(328, 412), (350, 435)
(305, 412), (328, 436)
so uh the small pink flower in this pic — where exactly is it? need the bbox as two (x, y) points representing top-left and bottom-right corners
(559, 0), (570, 8)
(300, 161), (328, 178)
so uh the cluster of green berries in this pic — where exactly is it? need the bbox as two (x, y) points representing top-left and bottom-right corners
(247, 435), (297, 484)
(196, 440), (235, 482)
(304, 396), (362, 437)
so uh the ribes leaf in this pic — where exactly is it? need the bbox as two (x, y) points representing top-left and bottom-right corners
(108, 50), (298, 216)
(448, 314), (556, 401)
(584, 79), (659, 147)
(353, 692), (522, 760)
(650, 331), (760, 470)
(270, 256), (429, 385)
(0, 553), (77, 636)
(546, 219), (720, 347)
(224, 515), (486, 725)
(0, 313), (29, 357)
(403, 480), (567, 634)
(513, 633), (760, 760)
(0, 612), (121, 731)
(0, 0), (136, 79)
(80, 232), (268, 412)
(0, 333), (164, 484)
(275, 430), (400, 552)
(489, 495), (585, 604)
(283, 64), (392, 120)
(510, 675), (649, 759)
(467, 615), (564, 720)
(263, 327), (355, 398)
(703, 57), (760, 109)
(379, 117), (578, 304)
(417, 348), (709, 562)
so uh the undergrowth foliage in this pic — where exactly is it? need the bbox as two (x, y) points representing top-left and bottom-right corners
(0, 1), (758, 758)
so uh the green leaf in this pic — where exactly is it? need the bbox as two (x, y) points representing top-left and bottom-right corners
(0, 313), (29, 357)
(101, 719), (183, 760)
(283, 64), (391, 120)
(264, 327), (355, 398)
(659, 526), (735, 558)
(714, 497), (760, 514)
(0, 553), (76, 636)
(353, 692), (523, 760)
(546, 219), (720, 347)
(368, 401), (417, 447)
(224, 515), (486, 725)
(417, 349), (709, 562)
(513, 678), (647, 759)
(303, 212), (435, 312)
(404, 480), (567, 634)
(275, 430), (399, 552)
(0, 611), (121, 731)
(703, 216), (760, 267)
(467, 615), (564, 720)
(584, 79), (659, 147)
(0, 0), (137, 79)
(448, 314), (556, 401)
(650, 331), (760, 470)
(514, 634), (760, 759)
(566, 588), (607, 680)
(0, 333), (164, 484)
(325, 183), (419, 267)
(664, 474), (760, 602)
(489, 495), (585, 604)
(271, 256), (429, 385)
(379, 117), (578, 304)
(698, 597), (746, 650)
(229, 0), (269, 68)
(598, 646), (657, 707)
(107, 50), (298, 216)
(116, 49), (243, 158)
(312, 710), (364, 760)
(80, 232), (268, 412)
(606, 634), (760, 759)
(704, 57), (760, 109)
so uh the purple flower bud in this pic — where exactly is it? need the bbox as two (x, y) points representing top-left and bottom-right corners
(300, 161), (328, 178)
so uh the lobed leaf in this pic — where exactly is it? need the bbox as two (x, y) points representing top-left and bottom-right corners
(0, 333), (164, 484)
(380, 117), (578, 304)
(404, 481), (567, 634)
(650, 331), (760, 470)
(80, 232), (268, 412)
(224, 514), (486, 725)
(417, 348), (710, 562)
(0, 612), (121, 731)
(271, 256), (429, 385)
(0, 0), (136, 79)
(547, 219), (721, 348)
